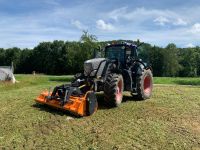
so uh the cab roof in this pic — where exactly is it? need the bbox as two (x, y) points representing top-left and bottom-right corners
(105, 42), (137, 48)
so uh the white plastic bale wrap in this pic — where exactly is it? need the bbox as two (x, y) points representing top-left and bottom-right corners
(0, 68), (16, 83)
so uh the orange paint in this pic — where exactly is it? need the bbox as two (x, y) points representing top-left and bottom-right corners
(35, 90), (92, 116)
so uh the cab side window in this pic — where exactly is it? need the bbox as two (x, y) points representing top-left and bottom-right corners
(131, 47), (136, 58)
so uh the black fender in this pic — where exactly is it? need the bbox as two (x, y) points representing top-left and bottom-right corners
(131, 60), (152, 76)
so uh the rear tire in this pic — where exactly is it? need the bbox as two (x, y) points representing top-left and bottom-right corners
(104, 73), (124, 107)
(132, 69), (153, 100)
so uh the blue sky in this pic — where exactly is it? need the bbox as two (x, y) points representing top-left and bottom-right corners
(0, 0), (200, 48)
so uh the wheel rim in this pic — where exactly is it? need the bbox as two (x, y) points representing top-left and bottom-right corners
(116, 79), (123, 102)
(144, 76), (151, 95)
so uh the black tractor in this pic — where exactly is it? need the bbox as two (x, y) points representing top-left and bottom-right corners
(80, 42), (153, 107)
(36, 42), (153, 116)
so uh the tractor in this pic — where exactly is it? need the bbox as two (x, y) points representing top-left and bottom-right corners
(35, 42), (153, 116)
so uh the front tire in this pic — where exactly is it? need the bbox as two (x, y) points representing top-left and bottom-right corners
(104, 73), (124, 107)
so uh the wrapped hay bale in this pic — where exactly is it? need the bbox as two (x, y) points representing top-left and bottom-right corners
(0, 67), (16, 83)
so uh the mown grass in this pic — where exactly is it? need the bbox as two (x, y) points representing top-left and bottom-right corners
(0, 75), (200, 149)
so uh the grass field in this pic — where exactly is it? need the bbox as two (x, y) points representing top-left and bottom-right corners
(0, 75), (200, 149)
(154, 77), (200, 86)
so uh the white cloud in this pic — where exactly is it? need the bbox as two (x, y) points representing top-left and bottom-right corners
(71, 20), (86, 30)
(185, 43), (195, 48)
(173, 18), (187, 26)
(107, 7), (127, 21)
(154, 16), (170, 26)
(96, 19), (115, 31)
(108, 7), (176, 21)
(154, 17), (187, 26)
(190, 23), (200, 33)
(108, 7), (189, 27)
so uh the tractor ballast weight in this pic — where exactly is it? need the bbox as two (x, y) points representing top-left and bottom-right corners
(35, 42), (153, 116)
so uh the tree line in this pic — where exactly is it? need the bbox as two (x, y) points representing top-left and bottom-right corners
(0, 32), (200, 77)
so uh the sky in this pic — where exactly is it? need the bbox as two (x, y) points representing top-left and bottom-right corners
(0, 0), (200, 48)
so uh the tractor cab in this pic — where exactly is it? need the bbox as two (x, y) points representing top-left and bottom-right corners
(105, 43), (138, 67)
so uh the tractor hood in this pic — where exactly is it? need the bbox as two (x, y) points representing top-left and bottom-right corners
(84, 58), (106, 76)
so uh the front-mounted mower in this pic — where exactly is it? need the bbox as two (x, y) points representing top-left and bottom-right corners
(35, 42), (153, 116)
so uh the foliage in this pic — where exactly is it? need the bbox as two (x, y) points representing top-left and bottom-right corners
(0, 32), (200, 77)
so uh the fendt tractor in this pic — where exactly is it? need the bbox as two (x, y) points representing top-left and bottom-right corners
(35, 42), (153, 116)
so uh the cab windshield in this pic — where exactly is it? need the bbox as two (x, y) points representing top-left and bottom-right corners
(105, 46), (125, 63)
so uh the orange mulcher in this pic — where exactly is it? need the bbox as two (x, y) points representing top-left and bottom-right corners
(35, 81), (98, 117)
